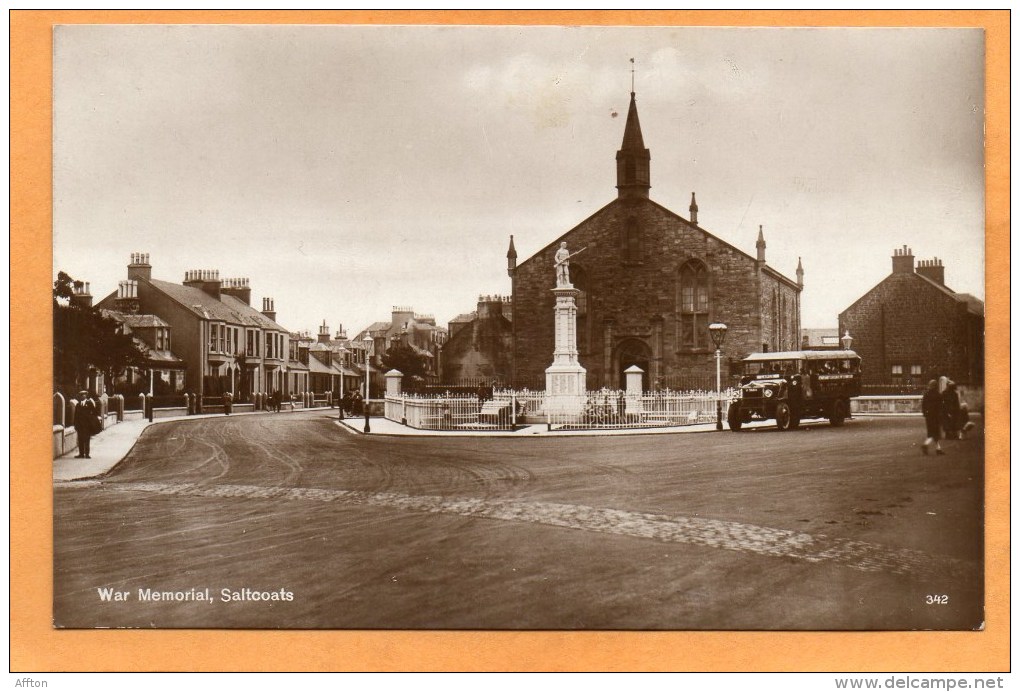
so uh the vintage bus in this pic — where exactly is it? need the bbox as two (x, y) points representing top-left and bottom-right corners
(728, 350), (862, 431)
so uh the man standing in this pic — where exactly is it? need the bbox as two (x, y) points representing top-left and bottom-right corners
(921, 379), (945, 456)
(73, 390), (97, 459)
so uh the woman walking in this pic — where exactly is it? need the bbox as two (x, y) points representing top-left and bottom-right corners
(921, 379), (944, 455)
(942, 381), (962, 440)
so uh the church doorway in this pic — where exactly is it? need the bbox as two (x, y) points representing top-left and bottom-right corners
(615, 338), (651, 391)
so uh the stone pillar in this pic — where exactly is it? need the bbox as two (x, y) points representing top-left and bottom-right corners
(53, 392), (65, 428)
(385, 369), (403, 396)
(544, 285), (587, 417)
(625, 364), (644, 417)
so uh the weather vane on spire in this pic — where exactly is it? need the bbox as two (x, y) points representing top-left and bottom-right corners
(630, 57), (635, 93)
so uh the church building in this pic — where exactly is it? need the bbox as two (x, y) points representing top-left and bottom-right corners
(509, 90), (803, 390)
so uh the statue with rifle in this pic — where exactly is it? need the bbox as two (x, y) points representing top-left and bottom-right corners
(554, 242), (587, 287)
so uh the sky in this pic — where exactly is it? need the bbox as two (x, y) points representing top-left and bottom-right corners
(52, 24), (985, 337)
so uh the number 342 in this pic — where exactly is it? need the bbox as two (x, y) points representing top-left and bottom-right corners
(926, 594), (949, 605)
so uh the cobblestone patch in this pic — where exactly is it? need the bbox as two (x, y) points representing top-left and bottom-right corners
(101, 481), (973, 580)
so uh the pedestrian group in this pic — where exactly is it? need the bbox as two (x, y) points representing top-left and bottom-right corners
(921, 376), (975, 456)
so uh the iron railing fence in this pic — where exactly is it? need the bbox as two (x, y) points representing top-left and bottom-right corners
(543, 388), (736, 430)
(493, 388), (546, 418)
(385, 388), (736, 432)
(385, 393), (524, 431)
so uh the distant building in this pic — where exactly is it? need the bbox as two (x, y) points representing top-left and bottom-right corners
(440, 295), (513, 385)
(800, 328), (841, 350)
(354, 306), (448, 394)
(838, 246), (984, 386)
(300, 321), (363, 396)
(510, 89), (802, 390)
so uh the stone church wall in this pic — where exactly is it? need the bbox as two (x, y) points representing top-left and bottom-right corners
(512, 197), (801, 390)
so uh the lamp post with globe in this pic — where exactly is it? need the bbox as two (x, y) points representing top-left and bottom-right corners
(708, 322), (729, 431)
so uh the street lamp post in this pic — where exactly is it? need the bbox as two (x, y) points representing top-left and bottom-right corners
(363, 335), (373, 433)
(708, 323), (729, 431)
(338, 346), (346, 421)
(841, 330), (853, 351)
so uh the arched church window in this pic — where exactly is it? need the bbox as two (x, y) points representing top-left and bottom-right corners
(679, 261), (710, 349)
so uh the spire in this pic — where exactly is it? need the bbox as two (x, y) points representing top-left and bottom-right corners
(616, 90), (650, 199)
(796, 256), (804, 288)
(756, 225), (766, 263)
(689, 192), (699, 225)
(506, 234), (517, 277)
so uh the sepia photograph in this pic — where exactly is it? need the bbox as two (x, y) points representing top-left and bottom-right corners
(46, 19), (988, 637)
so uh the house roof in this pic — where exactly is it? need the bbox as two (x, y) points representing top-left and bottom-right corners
(102, 310), (170, 329)
(842, 271), (984, 318)
(146, 279), (290, 331)
(140, 341), (186, 366)
(306, 357), (338, 375)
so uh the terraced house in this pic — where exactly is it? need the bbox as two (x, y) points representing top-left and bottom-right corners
(96, 253), (296, 401)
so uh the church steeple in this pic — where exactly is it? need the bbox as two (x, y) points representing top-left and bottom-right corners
(616, 91), (651, 199)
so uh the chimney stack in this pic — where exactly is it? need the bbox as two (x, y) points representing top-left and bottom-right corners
(128, 252), (152, 282)
(184, 269), (222, 300)
(70, 280), (93, 309)
(114, 279), (140, 313)
(221, 277), (252, 306)
(916, 257), (945, 286)
(261, 296), (277, 323)
(318, 320), (331, 343)
(892, 245), (915, 274)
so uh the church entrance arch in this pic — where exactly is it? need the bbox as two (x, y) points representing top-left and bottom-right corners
(615, 338), (651, 391)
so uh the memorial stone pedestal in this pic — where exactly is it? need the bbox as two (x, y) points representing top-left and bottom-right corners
(544, 284), (587, 418)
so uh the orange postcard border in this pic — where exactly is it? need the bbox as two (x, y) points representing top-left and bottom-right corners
(11, 9), (1010, 672)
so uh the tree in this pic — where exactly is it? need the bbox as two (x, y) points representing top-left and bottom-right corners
(53, 271), (147, 395)
(380, 341), (428, 380)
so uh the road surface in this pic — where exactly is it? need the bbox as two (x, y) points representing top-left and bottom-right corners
(53, 412), (983, 630)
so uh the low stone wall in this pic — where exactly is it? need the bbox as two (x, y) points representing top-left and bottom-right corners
(851, 396), (921, 415)
(53, 425), (77, 458)
(152, 407), (189, 419)
(851, 386), (984, 416)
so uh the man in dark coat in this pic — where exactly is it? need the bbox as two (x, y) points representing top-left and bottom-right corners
(73, 389), (97, 459)
(921, 379), (944, 455)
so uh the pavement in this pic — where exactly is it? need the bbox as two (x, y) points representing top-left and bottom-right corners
(54, 405), (911, 483)
(53, 408), (330, 482)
